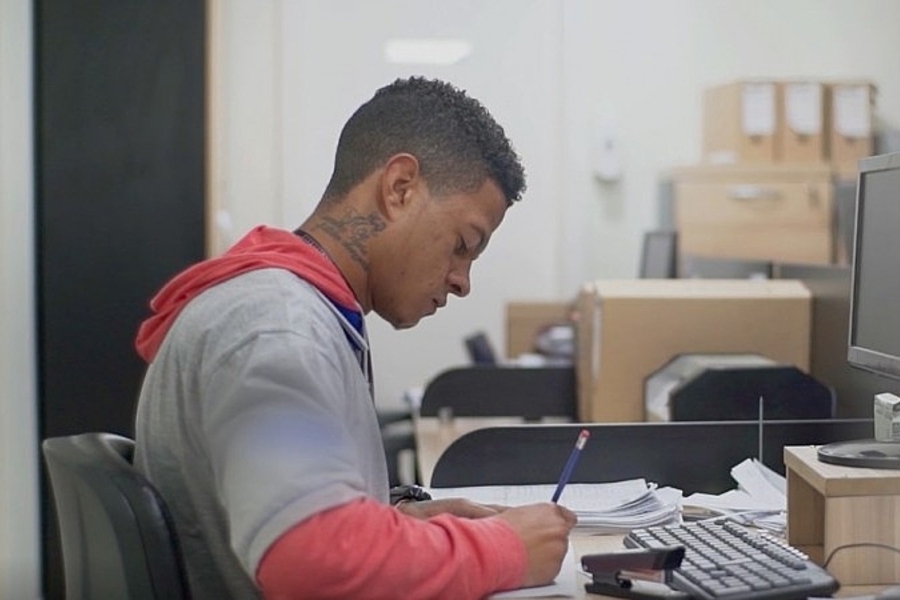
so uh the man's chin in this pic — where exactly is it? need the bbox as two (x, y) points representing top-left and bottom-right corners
(377, 310), (422, 330)
(392, 316), (422, 330)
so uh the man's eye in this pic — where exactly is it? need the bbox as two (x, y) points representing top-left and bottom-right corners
(456, 238), (468, 254)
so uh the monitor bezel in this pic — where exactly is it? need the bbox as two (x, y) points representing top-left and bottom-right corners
(847, 151), (900, 381)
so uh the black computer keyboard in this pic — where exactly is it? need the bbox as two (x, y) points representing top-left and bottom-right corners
(624, 519), (840, 600)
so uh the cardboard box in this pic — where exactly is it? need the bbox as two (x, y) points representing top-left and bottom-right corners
(672, 163), (834, 264)
(826, 81), (876, 180)
(505, 301), (574, 359)
(575, 279), (811, 422)
(778, 81), (827, 164)
(703, 81), (779, 165)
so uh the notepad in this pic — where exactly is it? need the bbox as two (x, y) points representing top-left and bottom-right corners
(428, 478), (682, 532)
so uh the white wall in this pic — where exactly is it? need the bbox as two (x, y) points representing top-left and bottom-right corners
(0, 0), (41, 597)
(559, 0), (900, 291)
(213, 0), (900, 410)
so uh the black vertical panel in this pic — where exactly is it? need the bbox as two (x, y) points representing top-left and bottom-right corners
(35, 1), (206, 596)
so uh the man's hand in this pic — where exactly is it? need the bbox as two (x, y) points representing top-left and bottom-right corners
(495, 503), (577, 588)
(396, 497), (504, 519)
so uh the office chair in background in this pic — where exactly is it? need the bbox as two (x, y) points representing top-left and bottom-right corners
(42, 432), (191, 600)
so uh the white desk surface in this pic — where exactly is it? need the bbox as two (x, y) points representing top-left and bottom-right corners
(415, 417), (885, 598)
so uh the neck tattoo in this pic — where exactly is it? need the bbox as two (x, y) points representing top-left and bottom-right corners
(294, 227), (358, 303)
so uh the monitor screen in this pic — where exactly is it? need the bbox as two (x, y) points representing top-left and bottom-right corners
(848, 152), (900, 380)
(639, 230), (677, 278)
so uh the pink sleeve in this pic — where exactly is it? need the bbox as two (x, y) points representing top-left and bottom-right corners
(255, 497), (528, 600)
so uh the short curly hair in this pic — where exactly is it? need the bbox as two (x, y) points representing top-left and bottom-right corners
(322, 77), (526, 205)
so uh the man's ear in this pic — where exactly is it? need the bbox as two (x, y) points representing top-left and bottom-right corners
(379, 153), (421, 218)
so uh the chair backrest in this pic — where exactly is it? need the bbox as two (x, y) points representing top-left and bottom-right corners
(42, 432), (191, 600)
(418, 365), (577, 421)
(429, 419), (874, 493)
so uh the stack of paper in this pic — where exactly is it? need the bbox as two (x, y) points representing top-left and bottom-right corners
(428, 478), (681, 533)
(682, 458), (787, 533)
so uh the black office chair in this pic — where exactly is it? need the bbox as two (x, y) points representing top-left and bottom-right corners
(42, 432), (191, 600)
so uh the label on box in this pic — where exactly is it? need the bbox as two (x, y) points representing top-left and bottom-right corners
(785, 82), (823, 135)
(874, 392), (900, 441)
(834, 85), (872, 138)
(741, 83), (776, 136)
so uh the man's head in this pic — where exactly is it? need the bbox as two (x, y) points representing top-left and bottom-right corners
(306, 77), (526, 329)
(322, 76), (525, 206)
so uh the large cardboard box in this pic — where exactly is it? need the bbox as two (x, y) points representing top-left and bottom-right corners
(778, 81), (827, 164)
(575, 279), (811, 422)
(505, 301), (574, 359)
(672, 163), (834, 265)
(703, 81), (779, 165)
(826, 81), (876, 181)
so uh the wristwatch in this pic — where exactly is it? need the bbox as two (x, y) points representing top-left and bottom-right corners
(390, 484), (432, 505)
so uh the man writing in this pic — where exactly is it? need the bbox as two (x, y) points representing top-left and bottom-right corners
(134, 76), (576, 599)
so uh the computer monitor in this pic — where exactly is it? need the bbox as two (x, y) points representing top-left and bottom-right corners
(847, 152), (900, 380)
(776, 262), (900, 418)
(818, 152), (900, 468)
(638, 230), (677, 278)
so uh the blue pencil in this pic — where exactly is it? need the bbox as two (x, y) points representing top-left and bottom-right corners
(551, 429), (591, 503)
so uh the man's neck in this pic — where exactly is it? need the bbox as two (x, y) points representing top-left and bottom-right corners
(296, 215), (372, 312)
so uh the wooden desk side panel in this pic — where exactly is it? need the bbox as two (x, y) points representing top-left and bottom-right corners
(824, 495), (900, 585)
(787, 467), (825, 548)
(786, 447), (900, 585)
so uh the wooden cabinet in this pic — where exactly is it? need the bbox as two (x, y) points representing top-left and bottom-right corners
(672, 164), (835, 266)
(786, 445), (900, 585)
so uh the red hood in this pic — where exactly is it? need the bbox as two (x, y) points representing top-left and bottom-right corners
(135, 225), (358, 362)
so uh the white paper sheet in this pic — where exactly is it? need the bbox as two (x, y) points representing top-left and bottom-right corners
(428, 480), (681, 532)
(491, 542), (579, 598)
